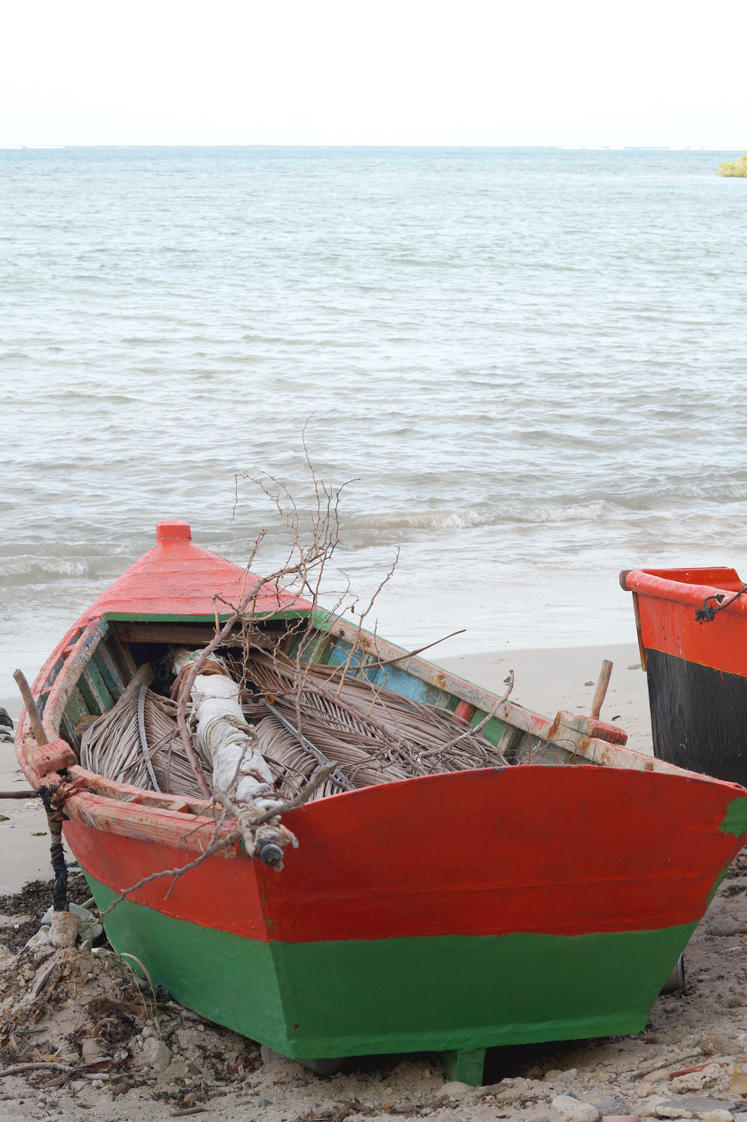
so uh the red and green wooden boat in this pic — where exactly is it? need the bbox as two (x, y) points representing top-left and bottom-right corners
(622, 565), (747, 786)
(15, 523), (747, 1085)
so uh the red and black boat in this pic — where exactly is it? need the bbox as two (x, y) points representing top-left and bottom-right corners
(622, 566), (747, 784)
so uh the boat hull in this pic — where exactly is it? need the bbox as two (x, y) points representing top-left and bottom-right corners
(623, 567), (747, 785)
(64, 765), (747, 1058)
(84, 878), (695, 1055)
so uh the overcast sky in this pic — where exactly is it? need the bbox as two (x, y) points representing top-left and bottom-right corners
(1, 0), (745, 148)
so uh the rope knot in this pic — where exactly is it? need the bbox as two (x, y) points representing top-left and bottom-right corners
(696, 584), (747, 625)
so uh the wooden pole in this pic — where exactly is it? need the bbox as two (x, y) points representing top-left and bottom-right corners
(13, 670), (48, 746)
(591, 660), (613, 719)
(13, 669), (67, 911)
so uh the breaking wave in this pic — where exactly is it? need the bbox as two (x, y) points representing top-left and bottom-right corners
(0, 558), (90, 580)
(348, 501), (607, 533)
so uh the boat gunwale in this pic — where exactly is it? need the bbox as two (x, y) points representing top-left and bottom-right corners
(624, 567), (747, 613)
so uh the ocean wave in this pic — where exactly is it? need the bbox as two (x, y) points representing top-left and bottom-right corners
(347, 509), (495, 531)
(0, 558), (90, 579)
(347, 500), (607, 532)
(510, 500), (607, 524)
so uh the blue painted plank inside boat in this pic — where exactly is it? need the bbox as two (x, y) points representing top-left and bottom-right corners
(324, 639), (448, 707)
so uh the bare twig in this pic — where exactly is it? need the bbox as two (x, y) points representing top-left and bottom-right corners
(334, 551), (400, 697)
(362, 628), (466, 670)
(0, 1061), (74, 1077)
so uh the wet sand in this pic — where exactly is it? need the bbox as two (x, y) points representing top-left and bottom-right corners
(0, 746), (52, 895)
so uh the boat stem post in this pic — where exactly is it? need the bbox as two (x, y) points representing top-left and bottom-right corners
(13, 669), (68, 913)
(12, 669), (48, 747)
(442, 1047), (485, 1086)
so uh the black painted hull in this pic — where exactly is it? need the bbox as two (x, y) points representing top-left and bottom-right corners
(647, 648), (747, 786)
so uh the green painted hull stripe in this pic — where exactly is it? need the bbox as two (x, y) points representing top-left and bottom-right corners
(721, 794), (747, 836)
(88, 876), (695, 1058)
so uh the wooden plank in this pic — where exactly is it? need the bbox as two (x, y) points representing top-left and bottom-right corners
(497, 722), (523, 760)
(41, 654), (67, 693)
(63, 784), (228, 853)
(78, 671), (102, 716)
(82, 663), (114, 714)
(43, 618), (109, 737)
(93, 643), (125, 697)
(113, 622), (240, 645)
(77, 769), (214, 817)
(25, 737), (77, 784)
(443, 1048), (485, 1086)
(64, 685), (89, 732)
(107, 628), (137, 680)
(61, 713), (80, 754)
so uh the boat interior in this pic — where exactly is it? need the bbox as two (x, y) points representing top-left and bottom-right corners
(28, 610), (685, 809)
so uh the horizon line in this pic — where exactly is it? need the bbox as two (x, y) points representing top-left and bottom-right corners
(0, 143), (744, 152)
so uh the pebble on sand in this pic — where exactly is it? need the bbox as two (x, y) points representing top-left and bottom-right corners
(552, 1094), (601, 1122)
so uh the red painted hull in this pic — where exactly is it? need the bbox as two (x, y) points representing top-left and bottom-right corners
(65, 765), (744, 945)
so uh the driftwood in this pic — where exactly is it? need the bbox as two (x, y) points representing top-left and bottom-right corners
(0, 1061), (74, 1078)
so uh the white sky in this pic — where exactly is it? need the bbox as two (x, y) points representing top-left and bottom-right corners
(1, 0), (745, 148)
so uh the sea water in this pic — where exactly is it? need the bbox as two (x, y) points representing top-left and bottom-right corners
(2, 146), (746, 703)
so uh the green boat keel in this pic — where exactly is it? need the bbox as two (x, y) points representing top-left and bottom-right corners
(442, 1048), (486, 1086)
